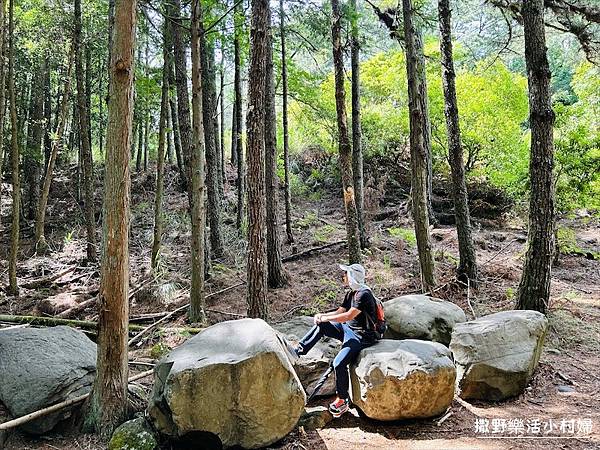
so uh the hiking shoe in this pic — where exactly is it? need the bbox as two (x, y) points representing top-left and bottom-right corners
(329, 397), (350, 417)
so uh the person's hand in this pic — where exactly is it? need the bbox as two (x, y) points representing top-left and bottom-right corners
(313, 313), (322, 325)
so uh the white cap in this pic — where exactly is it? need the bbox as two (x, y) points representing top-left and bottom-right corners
(339, 263), (368, 290)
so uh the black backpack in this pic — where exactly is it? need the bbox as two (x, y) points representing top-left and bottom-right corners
(361, 289), (387, 339)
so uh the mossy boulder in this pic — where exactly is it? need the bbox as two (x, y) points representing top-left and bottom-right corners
(108, 417), (158, 450)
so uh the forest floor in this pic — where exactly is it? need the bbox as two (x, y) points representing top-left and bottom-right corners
(1, 164), (599, 450)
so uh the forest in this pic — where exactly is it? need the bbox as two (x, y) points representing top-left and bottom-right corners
(0, 0), (599, 448)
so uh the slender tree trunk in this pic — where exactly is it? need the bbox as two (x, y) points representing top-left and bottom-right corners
(0, 0), (6, 184)
(24, 65), (43, 221)
(189, 0), (207, 324)
(403, 0), (435, 291)
(234, 3), (245, 230)
(438, 0), (477, 287)
(83, 0), (136, 438)
(7, 0), (19, 296)
(166, 96), (174, 164)
(167, 55), (184, 177)
(135, 118), (143, 171)
(265, 7), (287, 288)
(85, 45), (92, 154)
(516, 0), (555, 314)
(331, 0), (361, 264)
(43, 54), (52, 170)
(200, 19), (224, 258)
(75, 0), (97, 263)
(219, 57), (225, 193)
(35, 49), (75, 252)
(231, 94), (237, 167)
(143, 114), (149, 171)
(151, 23), (170, 270)
(279, 0), (294, 245)
(246, 0), (269, 320)
(170, 0), (193, 190)
(350, 0), (367, 249)
(211, 52), (222, 199)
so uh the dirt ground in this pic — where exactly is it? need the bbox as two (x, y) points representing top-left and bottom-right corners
(1, 165), (599, 450)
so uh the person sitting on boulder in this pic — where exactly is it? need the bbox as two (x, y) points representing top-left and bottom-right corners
(295, 263), (378, 418)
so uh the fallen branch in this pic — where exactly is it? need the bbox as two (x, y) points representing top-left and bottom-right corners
(282, 241), (346, 262)
(0, 369), (154, 431)
(205, 308), (245, 317)
(436, 410), (452, 426)
(480, 238), (518, 267)
(454, 396), (485, 417)
(128, 303), (192, 347)
(21, 266), (78, 289)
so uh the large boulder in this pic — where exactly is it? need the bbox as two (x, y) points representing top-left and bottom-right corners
(450, 310), (548, 401)
(0, 326), (96, 434)
(148, 318), (306, 449)
(273, 316), (340, 396)
(384, 295), (467, 345)
(350, 339), (456, 421)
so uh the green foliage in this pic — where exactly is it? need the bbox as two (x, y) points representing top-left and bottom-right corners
(296, 212), (318, 229)
(314, 224), (335, 243)
(150, 341), (170, 359)
(556, 226), (580, 255)
(387, 226), (417, 247)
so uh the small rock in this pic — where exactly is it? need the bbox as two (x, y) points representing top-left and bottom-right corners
(547, 348), (561, 355)
(557, 385), (576, 393)
(298, 406), (333, 430)
(109, 417), (158, 450)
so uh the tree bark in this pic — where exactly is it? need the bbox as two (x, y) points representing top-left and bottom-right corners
(234, 3), (245, 231)
(24, 64), (43, 221)
(83, 0), (136, 438)
(264, 6), (287, 288)
(438, 0), (477, 287)
(135, 117), (143, 171)
(200, 17), (224, 258)
(350, 0), (367, 249)
(246, 0), (269, 320)
(403, 0), (435, 291)
(35, 49), (75, 253)
(331, 0), (361, 264)
(166, 46), (184, 177)
(189, 0), (207, 324)
(43, 54), (52, 169)
(75, 0), (97, 263)
(218, 55), (225, 193)
(0, 0), (6, 184)
(279, 0), (294, 245)
(7, 0), (19, 296)
(516, 0), (555, 314)
(151, 20), (170, 270)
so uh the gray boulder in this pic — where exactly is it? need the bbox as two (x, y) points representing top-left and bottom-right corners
(148, 318), (306, 449)
(0, 326), (96, 434)
(384, 295), (467, 345)
(350, 339), (456, 421)
(109, 417), (158, 450)
(450, 310), (548, 401)
(273, 316), (340, 396)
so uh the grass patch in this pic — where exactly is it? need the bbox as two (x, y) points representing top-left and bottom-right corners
(547, 309), (600, 353)
(387, 227), (417, 247)
(314, 225), (335, 243)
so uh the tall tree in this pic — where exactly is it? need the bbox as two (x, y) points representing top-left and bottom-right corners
(75, 0), (97, 262)
(0, 0), (6, 184)
(403, 0), (435, 291)
(234, 2), (245, 231)
(265, 2), (287, 288)
(7, 0), (18, 296)
(279, 0), (294, 245)
(35, 50), (74, 252)
(246, 0), (269, 320)
(350, 0), (367, 249)
(24, 66), (43, 220)
(516, 0), (556, 314)
(331, 0), (361, 264)
(200, 16), (224, 258)
(151, 18), (170, 270)
(189, 0), (207, 324)
(83, 0), (136, 438)
(438, 0), (477, 286)
(218, 51), (225, 193)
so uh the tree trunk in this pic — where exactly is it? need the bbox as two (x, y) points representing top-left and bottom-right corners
(166, 44), (184, 177)
(135, 117), (143, 171)
(234, 3), (245, 231)
(331, 0), (361, 265)
(43, 54), (52, 170)
(83, 0), (136, 438)
(219, 56), (225, 193)
(279, 0), (294, 245)
(438, 0), (477, 287)
(516, 0), (555, 314)
(230, 95), (237, 167)
(188, 0), (207, 324)
(151, 21), (170, 270)
(170, 0), (193, 190)
(265, 6), (287, 288)
(246, 0), (269, 320)
(143, 114), (149, 171)
(211, 52), (222, 200)
(24, 65), (43, 221)
(200, 18), (224, 258)
(35, 49), (74, 253)
(403, 0), (435, 291)
(350, 0), (367, 249)
(75, 0), (97, 263)
(7, 0), (19, 296)
(85, 45), (92, 154)
(0, 0), (6, 184)
(166, 99), (174, 164)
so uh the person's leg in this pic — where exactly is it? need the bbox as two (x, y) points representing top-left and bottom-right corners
(297, 321), (343, 355)
(332, 326), (364, 400)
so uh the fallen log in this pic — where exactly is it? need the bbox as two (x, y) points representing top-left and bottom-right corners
(0, 369), (154, 431)
(282, 240), (346, 262)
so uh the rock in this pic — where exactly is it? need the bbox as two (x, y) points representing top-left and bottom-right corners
(557, 385), (575, 393)
(383, 295), (467, 345)
(273, 316), (340, 396)
(148, 318), (306, 449)
(0, 326), (96, 434)
(450, 310), (548, 401)
(350, 339), (456, 421)
(37, 292), (86, 315)
(109, 417), (158, 450)
(298, 406), (334, 430)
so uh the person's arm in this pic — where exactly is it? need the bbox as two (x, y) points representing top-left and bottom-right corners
(314, 306), (346, 325)
(319, 307), (361, 323)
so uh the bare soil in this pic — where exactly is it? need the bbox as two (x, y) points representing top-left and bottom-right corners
(1, 165), (599, 450)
